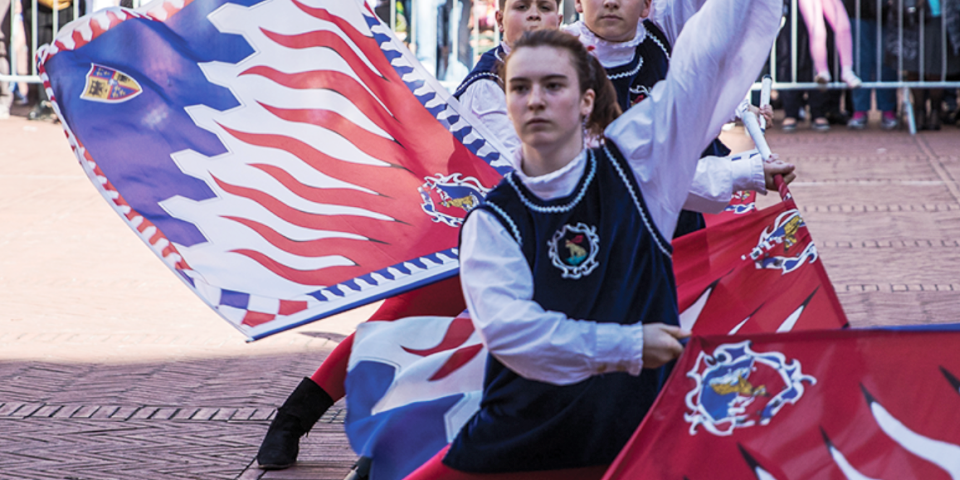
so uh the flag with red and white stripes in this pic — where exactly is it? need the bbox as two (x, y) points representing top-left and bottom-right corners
(38, 0), (509, 339)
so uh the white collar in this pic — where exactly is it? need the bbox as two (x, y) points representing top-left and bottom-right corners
(493, 42), (510, 64)
(563, 20), (648, 69)
(512, 148), (589, 200)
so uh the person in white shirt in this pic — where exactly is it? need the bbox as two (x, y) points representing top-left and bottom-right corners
(403, 0), (784, 474)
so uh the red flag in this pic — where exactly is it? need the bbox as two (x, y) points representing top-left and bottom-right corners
(604, 328), (960, 479)
(672, 179), (847, 335)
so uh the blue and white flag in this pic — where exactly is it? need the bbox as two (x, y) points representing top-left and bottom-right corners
(345, 313), (485, 480)
(38, 0), (510, 340)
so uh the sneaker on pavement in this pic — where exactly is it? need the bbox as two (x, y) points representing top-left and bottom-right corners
(812, 118), (831, 132)
(0, 106), (10, 120)
(847, 111), (867, 129)
(881, 111), (898, 130)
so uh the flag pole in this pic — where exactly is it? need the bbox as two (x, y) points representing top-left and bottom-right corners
(743, 74), (790, 200)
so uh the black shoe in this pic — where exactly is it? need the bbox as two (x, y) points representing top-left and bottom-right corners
(257, 378), (334, 470)
(27, 101), (56, 122)
(824, 110), (849, 125)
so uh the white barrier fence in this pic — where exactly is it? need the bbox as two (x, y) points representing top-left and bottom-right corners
(3, 0), (958, 132)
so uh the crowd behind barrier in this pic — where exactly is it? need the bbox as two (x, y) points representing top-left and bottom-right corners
(2, 0), (958, 130)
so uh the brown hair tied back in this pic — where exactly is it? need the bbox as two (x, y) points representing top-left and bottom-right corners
(500, 29), (622, 139)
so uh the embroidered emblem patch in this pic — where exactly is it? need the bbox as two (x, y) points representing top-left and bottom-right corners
(418, 173), (489, 227)
(81, 64), (142, 103)
(547, 223), (600, 279)
(684, 341), (816, 436)
(629, 84), (651, 105)
(741, 209), (818, 274)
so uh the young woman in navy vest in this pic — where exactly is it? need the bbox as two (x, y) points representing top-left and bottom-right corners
(253, 0), (779, 469)
(404, 0), (784, 475)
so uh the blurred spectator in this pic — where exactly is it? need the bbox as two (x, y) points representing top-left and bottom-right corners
(944, 81), (959, 126)
(777, 0), (839, 131)
(886, 0), (960, 130)
(845, 0), (898, 129)
(21, 0), (85, 121)
(374, 0), (412, 43)
(437, 0), (472, 83)
(798, 0), (862, 87)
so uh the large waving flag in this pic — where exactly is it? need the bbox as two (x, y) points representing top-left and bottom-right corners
(604, 327), (960, 479)
(37, 0), (510, 339)
(674, 163), (848, 335)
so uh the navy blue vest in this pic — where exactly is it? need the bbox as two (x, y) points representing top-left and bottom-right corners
(606, 20), (672, 112)
(445, 144), (679, 473)
(453, 45), (505, 100)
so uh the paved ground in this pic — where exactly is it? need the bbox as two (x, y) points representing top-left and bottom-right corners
(1, 104), (959, 479)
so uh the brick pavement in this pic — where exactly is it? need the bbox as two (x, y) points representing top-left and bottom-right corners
(2, 110), (960, 479)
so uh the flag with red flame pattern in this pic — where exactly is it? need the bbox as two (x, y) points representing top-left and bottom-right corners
(38, 0), (511, 339)
(674, 177), (848, 336)
(604, 327), (960, 480)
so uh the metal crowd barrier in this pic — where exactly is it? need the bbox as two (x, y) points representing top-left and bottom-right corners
(757, 0), (959, 134)
(4, 0), (959, 133)
(1, 0), (143, 85)
(1, 0), (81, 84)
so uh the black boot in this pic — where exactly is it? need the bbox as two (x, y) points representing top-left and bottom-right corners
(257, 377), (334, 470)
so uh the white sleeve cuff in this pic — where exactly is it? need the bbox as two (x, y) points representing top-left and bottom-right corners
(593, 323), (645, 376)
(731, 155), (766, 193)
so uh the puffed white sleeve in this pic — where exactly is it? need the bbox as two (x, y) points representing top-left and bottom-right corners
(459, 209), (646, 386)
(683, 154), (766, 213)
(604, 0), (781, 238)
(457, 79), (521, 157)
(650, 0), (710, 46)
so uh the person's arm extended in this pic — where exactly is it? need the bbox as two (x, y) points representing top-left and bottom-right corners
(605, 0), (781, 238)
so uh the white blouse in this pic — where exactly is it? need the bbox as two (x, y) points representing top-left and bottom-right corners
(459, 0), (782, 386)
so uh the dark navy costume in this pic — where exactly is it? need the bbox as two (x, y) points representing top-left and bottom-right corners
(444, 144), (679, 473)
(452, 45), (505, 101)
(606, 20), (672, 112)
(606, 21), (731, 238)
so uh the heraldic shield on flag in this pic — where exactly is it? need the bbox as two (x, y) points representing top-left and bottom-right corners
(37, 0), (512, 339)
(603, 328), (960, 480)
(80, 64), (142, 103)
